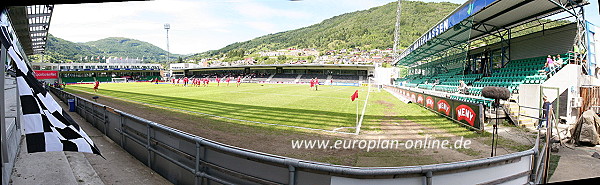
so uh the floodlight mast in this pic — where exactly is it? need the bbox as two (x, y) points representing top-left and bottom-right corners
(393, 0), (402, 63)
(164, 23), (170, 64)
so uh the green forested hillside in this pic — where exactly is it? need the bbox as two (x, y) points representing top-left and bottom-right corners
(195, 1), (460, 58)
(32, 1), (571, 64)
(30, 34), (180, 63)
(84, 37), (178, 62)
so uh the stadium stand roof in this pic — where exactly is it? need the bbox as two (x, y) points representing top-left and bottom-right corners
(395, 0), (589, 67)
(7, 5), (54, 55)
(182, 64), (375, 71)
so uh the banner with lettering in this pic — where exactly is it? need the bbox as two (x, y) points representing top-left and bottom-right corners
(33, 70), (58, 79)
(388, 86), (483, 130)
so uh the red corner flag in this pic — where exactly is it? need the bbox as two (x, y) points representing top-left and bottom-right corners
(351, 90), (359, 101)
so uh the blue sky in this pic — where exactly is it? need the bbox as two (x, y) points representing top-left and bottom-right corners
(49, 0), (598, 55)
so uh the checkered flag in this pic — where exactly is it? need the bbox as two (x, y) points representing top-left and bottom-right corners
(1, 27), (101, 155)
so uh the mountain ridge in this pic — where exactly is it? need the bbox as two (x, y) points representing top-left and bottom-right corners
(35, 1), (461, 63)
(30, 34), (181, 63)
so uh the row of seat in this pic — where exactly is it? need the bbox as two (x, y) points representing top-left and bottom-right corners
(417, 84), (435, 90)
(442, 77), (478, 84)
(491, 70), (540, 77)
(405, 83), (419, 88)
(433, 85), (458, 93)
(479, 76), (526, 83)
(472, 81), (521, 93)
(456, 73), (483, 79)
(523, 75), (547, 84)
(508, 53), (569, 67)
(449, 95), (493, 107)
(495, 67), (543, 73)
(468, 87), (483, 96)
(501, 63), (545, 70)
(440, 82), (461, 86)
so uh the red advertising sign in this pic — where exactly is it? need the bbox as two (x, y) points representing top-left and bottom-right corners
(34, 70), (58, 79)
(426, 96), (434, 109)
(388, 86), (483, 130)
(456, 105), (476, 126)
(437, 100), (451, 116)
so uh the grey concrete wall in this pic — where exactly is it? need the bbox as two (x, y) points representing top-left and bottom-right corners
(2, 76), (22, 185)
(543, 64), (583, 123)
(511, 24), (576, 60)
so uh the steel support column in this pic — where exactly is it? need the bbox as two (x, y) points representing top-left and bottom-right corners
(1, 32), (7, 164)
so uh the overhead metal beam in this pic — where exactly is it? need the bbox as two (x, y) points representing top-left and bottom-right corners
(27, 23), (48, 27)
(478, 0), (535, 23)
(27, 13), (51, 18)
(29, 30), (48, 34)
(547, 0), (578, 17)
(399, 22), (473, 66)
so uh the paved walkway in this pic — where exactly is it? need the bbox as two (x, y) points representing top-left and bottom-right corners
(549, 145), (600, 182)
(548, 124), (600, 182)
(9, 93), (171, 185)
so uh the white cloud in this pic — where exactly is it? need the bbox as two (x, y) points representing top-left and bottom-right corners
(232, 1), (309, 19)
(50, 0), (231, 53)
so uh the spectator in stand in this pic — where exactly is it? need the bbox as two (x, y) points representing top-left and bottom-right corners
(555, 54), (564, 68)
(545, 55), (554, 76)
(551, 56), (559, 74)
(458, 80), (468, 94)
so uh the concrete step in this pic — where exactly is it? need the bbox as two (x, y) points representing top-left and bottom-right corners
(518, 117), (533, 123)
(519, 118), (533, 122)
(507, 104), (520, 108)
(520, 122), (536, 128)
(509, 110), (526, 114)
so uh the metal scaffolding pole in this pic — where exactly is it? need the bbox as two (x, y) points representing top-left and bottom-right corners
(393, 0), (402, 61)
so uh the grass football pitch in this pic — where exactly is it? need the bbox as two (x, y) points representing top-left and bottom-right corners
(67, 82), (380, 133)
(65, 82), (536, 166)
